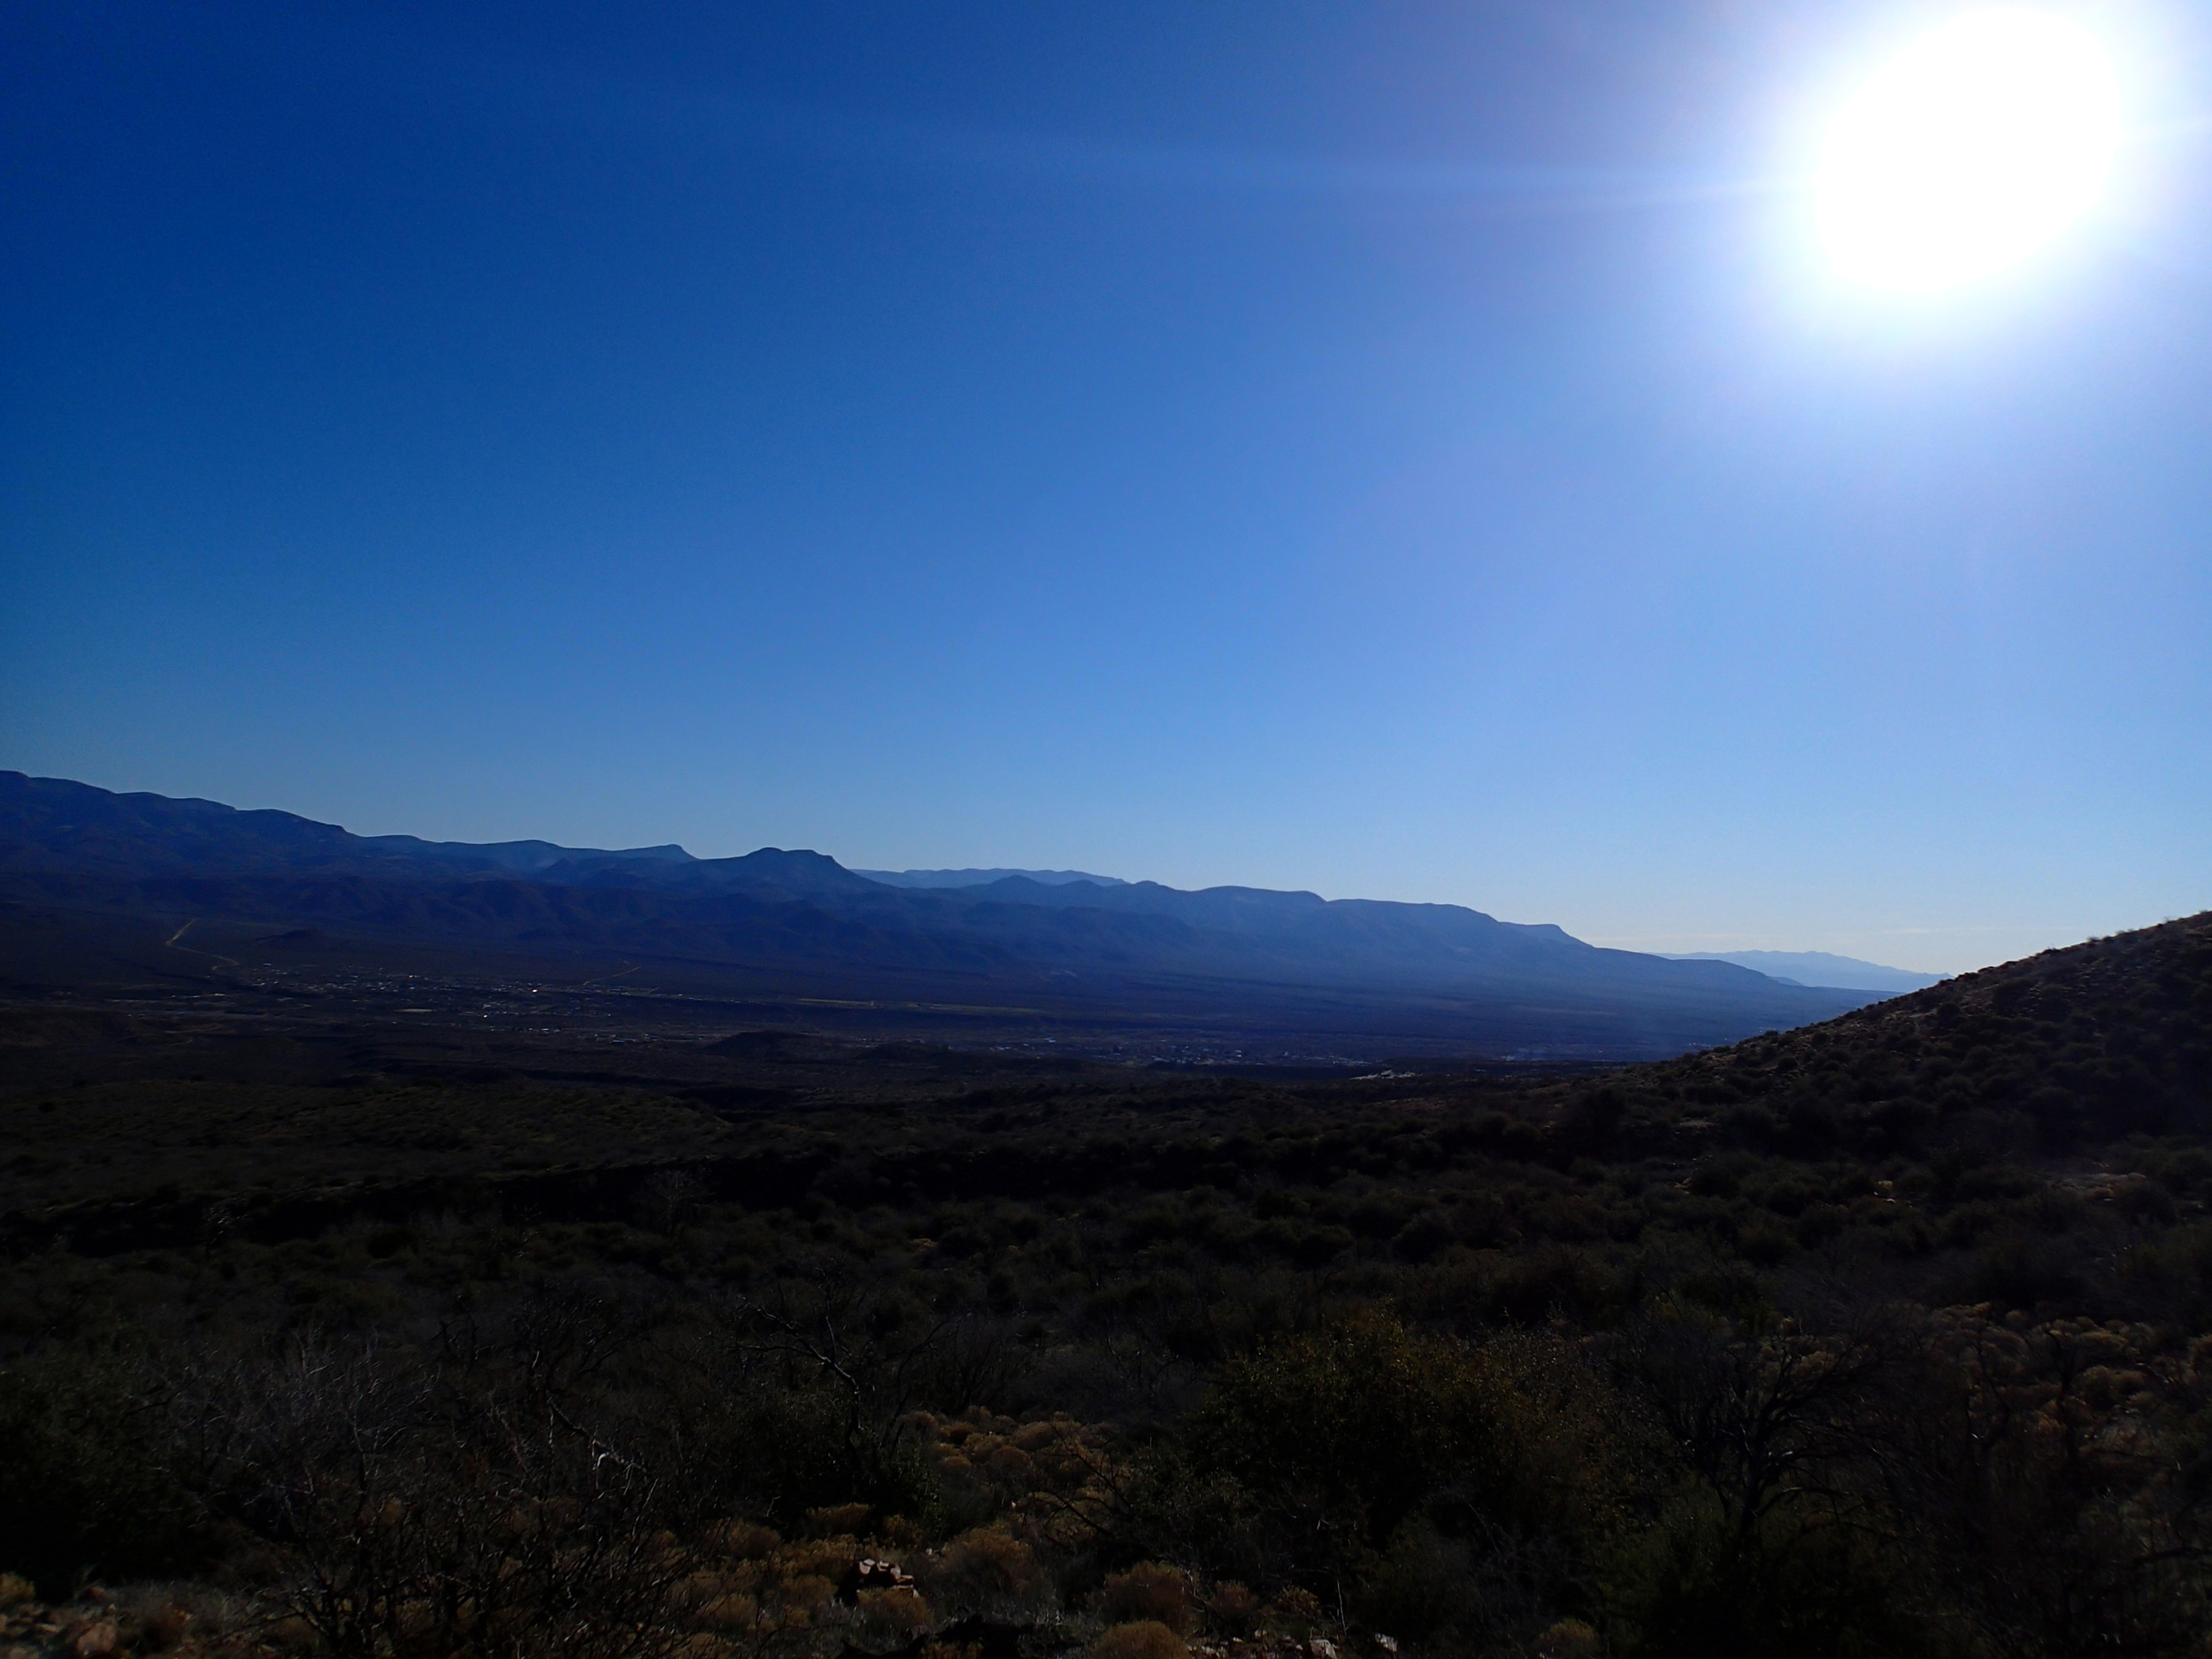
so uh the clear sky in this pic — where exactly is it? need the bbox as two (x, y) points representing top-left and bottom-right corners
(4, 1), (2208, 974)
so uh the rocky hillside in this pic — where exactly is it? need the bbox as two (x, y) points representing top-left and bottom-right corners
(1534, 910), (2212, 1162)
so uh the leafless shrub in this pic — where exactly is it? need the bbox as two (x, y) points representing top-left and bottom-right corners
(720, 1271), (954, 1517)
(1610, 1302), (1886, 1562)
(918, 1317), (1033, 1417)
(180, 1336), (690, 1659)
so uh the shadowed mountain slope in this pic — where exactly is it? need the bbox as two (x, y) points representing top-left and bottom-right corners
(1530, 910), (2212, 1161)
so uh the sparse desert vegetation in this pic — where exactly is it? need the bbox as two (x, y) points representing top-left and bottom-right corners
(2, 913), (2208, 1658)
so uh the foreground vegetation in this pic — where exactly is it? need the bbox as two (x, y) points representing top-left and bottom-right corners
(2, 914), (2208, 1659)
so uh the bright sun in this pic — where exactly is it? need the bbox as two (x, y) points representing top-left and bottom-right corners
(1818, 9), (2121, 291)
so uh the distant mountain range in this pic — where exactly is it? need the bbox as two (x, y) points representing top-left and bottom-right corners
(0, 772), (1886, 1058)
(855, 868), (1131, 889)
(1663, 950), (1947, 994)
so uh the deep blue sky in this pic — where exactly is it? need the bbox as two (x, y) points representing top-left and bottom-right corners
(5, 1), (2209, 972)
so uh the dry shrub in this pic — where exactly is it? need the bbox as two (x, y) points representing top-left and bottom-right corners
(1536, 1620), (1600, 1659)
(1088, 1622), (1188, 1659)
(1095, 1563), (1194, 1635)
(1261, 1589), (1325, 1639)
(803, 1504), (873, 1539)
(113, 1586), (246, 1646)
(779, 1540), (859, 1582)
(926, 1525), (1048, 1618)
(874, 1516), (924, 1551)
(688, 1587), (760, 1635)
(854, 1586), (933, 1647)
(775, 1572), (841, 1619)
(676, 1540), (859, 1636)
(1011, 1419), (1069, 1454)
(1201, 1582), (1260, 1639)
(263, 1617), (319, 1655)
(135, 1606), (194, 1653)
(703, 1521), (782, 1562)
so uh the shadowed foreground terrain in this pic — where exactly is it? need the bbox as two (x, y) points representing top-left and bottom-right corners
(0, 912), (2208, 1659)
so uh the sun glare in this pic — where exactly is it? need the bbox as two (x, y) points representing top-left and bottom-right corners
(1818, 10), (2121, 291)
